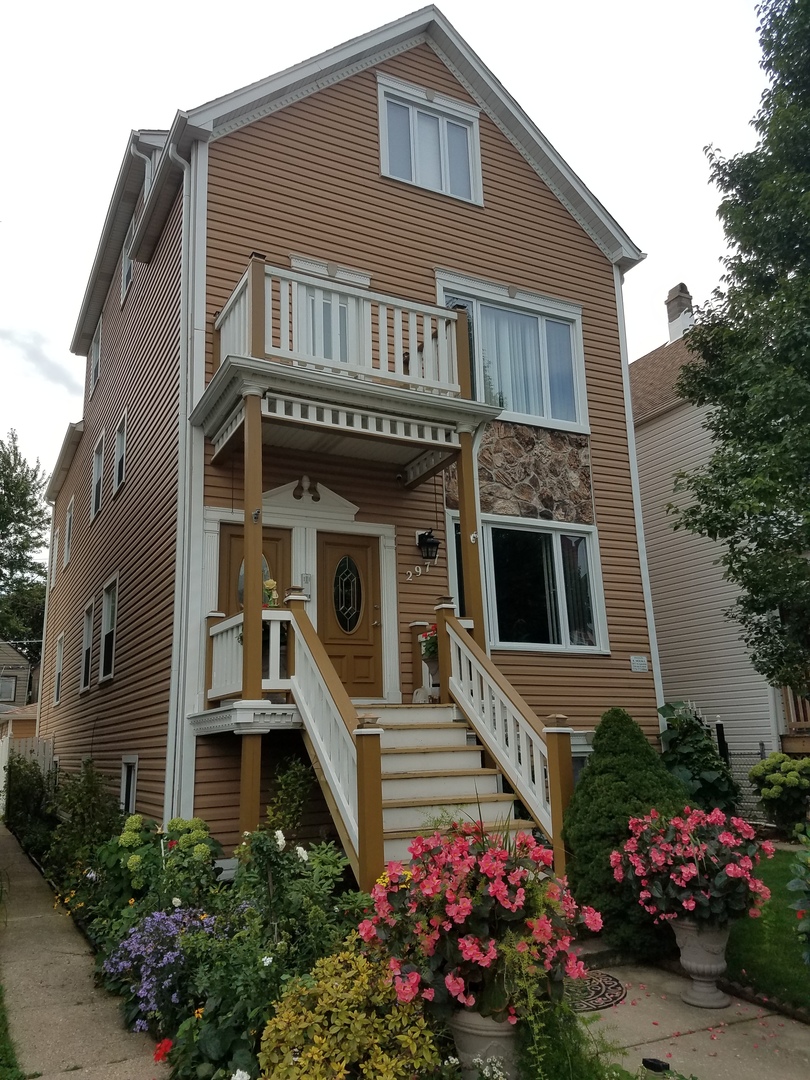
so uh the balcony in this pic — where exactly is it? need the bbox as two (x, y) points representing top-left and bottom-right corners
(191, 258), (500, 485)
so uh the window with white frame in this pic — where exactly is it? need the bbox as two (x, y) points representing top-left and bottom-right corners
(120, 757), (138, 813)
(91, 435), (104, 520)
(89, 318), (102, 393)
(378, 74), (482, 203)
(80, 601), (94, 691)
(438, 272), (587, 431)
(64, 497), (74, 567)
(51, 528), (59, 587)
(121, 216), (135, 299)
(54, 633), (64, 703)
(0, 676), (16, 703)
(100, 577), (117, 680)
(451, 515), (607, 651)
(114, 413), (127, 492)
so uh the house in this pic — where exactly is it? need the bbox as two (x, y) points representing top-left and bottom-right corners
(37, 6), (660, 885)
(631, 285), (806, 790)
(0, 642), (30, 714)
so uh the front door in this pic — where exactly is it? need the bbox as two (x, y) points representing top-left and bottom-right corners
(219, 524), (292, 616)
(317, 532), (383, 698)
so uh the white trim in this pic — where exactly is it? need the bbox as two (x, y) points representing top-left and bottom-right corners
(113, 410), (127, 494)
(99, 572), (119, 683)
(50, 528), (59, 588)
(120, 215), (135, 302)
(80, 598), (94, 692)
(120, 755), (138, 813)
(289, 254), (371, 289)
(435, 269), (589, 434)
(91, 431), (105, 521)
(613, 265), (664, 712)
(377, 72), (483, 205)
(54, 632), (64, 705)
(63, 496), (74, 567)
(89, 318), (102, 395)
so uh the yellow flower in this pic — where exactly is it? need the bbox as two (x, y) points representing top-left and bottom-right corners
(199, 913), (208, 920)
(194, 1007), (204, 1019)
(128, 898), (135, 906)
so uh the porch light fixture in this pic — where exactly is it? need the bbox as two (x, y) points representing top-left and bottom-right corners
(416, 530), (441, 561)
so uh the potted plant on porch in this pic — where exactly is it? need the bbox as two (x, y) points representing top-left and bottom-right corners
(611, 806), (775, 1007)
(357, 821), (602, 1079)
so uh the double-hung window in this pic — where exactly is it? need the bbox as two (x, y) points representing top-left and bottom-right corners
(438, 272), (587, 431)
(51, 528), (59, 586)
(64, 497), (74, 567)
(91, 435), (104, 520)
(100, 576), (118, 681)
(114, 413), (127, 492)
(54, 633), (64, 704)
(120, 757), (138, 813)
(0, 676), (16, 703)
(80, 602), (94, 691)
(89, 318), (102, 393)
(378, 74), (482, 203)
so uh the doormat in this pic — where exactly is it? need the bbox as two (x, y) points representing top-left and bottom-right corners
(567, 970), (627, 1012)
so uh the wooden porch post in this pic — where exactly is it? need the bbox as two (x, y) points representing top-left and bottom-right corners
(434, 597), (455, 706)
(239, 388), (264, 835)
(248, 253), (267, 359)
(544, 715), (575, 874)
(356, 718), (385, 892)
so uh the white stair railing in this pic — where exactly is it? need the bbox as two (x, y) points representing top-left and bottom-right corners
(442, 613), (558, 840)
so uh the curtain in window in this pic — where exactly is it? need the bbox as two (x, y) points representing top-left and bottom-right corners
(561, 534), (595, 645)
(481, 306), (543, 415)
(546, 320), (576, 421)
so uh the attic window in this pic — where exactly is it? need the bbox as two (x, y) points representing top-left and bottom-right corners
(377, 74), (482, 204)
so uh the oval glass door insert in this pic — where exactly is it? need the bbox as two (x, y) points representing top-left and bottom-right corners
(237, 555), (271, 608)
(334, 555), (362, 633)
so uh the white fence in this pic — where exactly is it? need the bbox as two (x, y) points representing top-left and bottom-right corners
(0, 736), (54, 814)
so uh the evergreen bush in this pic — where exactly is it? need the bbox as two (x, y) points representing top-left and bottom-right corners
(562, 707), (689, 957)
(4, 751), (58, 859)
(659, 701), (739, 812)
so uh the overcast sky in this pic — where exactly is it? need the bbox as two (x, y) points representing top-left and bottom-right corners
(1, 0), (766, 475)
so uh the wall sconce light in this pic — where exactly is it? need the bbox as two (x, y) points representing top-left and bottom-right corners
(416, 529), (441, 561)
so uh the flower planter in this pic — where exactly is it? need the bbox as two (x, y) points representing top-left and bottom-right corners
(447, 1009), (519, 1080)
(672, 919), (731, 1008)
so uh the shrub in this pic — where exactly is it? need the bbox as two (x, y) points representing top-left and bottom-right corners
(562, 707), (690, 957)
(4, 751), (57, 858)
(658, 702), (739, 812)
(749, 752), (810, 833)
(258, 939), (442, 1079)
(45, 759), (123, 885)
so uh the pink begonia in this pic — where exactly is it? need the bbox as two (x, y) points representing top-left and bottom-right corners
(421, 987), (435, 1001)
(394, 971), (421, 1003)
(761, 840), (776, 858)
(707, 808), (726, 826)
(565, 953), (588, 979)
(358, 919), (377, 942)
(446, 897), (473, 924)
(582, 906), (603, 932)
(682, 898), (696, 911)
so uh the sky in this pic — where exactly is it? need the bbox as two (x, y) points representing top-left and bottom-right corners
(0, 0), (766, 475)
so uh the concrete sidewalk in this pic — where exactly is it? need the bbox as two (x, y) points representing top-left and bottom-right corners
(593, 963), (810, 1080)
(0, 825), (168, 1080)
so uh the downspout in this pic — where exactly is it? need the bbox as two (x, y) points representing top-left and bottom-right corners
(613, 264), (666, 721)
(130, 141), (153, 197)
(163, 139), (192, 821)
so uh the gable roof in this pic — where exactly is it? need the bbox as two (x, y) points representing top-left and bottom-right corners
(630, 335), (695, 425)
(71, 6), (644, 355)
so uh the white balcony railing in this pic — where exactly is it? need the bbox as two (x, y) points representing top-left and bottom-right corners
(216, 265), (460, 396)
(209, 609), (292, 701)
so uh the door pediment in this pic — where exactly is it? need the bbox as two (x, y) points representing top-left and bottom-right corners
(261, 477), (358, 522)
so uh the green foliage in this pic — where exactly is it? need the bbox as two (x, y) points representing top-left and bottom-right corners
(258, 939), (442, 1079)
(4, 750), (57, 859)
(44, 759), (124, 885)
(263, 755), (313, 835)
(658, 702), (739, 812)
(0, 981), (26, 1080)
(672, 0), (810, 693)
(562, 708), (689, 957)
(0, 428), (49, 662)
(749, 752), (810, 831)
(787, 834), (810, 963)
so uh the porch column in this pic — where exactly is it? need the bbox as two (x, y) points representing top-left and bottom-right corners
(544, 716), (575, 874)
(455, 424), (487, 652)
(240, 386), (264, 834)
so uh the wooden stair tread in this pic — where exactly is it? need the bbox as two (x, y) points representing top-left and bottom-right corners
(383, 767), (500, 780)
(383, 792), (514, 810)
(381, 744), (482, 755)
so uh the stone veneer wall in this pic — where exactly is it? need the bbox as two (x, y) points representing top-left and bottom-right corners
(445, 421), (593, 524)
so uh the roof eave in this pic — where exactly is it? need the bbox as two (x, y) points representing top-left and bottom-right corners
(45, 421), (84, 503)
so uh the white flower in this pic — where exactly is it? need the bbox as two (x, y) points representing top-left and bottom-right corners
(243, 831), (250, 838)
(262, 955), (273, 966)
(275, 829), (286, 851)
(171, 897), (182, 908)
(296, 845), (308, 862)
(231, 1071), (251, 1080)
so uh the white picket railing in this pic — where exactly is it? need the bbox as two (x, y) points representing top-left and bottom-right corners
(209, 609), (292, 700)
(445, 617), (555, 838)
(287, 619), (359, 856)
(215, 265), (459, 395)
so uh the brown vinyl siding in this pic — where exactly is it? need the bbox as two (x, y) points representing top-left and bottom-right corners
(38, 196), (183, 820)
(203, 43), (656, 737)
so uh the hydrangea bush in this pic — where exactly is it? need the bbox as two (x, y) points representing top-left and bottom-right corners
(749, 752), (810, 833)
(611, 806), (775, 925)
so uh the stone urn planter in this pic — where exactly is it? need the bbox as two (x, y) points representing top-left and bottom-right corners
(447, 1010), (519, 1079)
(672, 919), (731, 1008)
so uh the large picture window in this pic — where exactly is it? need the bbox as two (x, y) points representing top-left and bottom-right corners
(378, 75), (482, 204)
(439, 272), (587, 431)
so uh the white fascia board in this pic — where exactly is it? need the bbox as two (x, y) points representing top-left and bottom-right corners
(45, 421), (84, 504)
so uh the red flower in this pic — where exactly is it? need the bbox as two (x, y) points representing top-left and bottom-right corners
(167, 839), (178, 850)
(154, 1039), (173, 1062)
(798, 911), (806, 920)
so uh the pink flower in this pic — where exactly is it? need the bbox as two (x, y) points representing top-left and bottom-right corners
(707, 808), (726, 826)
(582, 906), (603, 932)
(565, 953), (587, 979)
(421, 987), (435, 1001)
(446, 897), (473, 923)
(682, 898), (696, 911)
(761, 840), (775, 858)
(357, 919), (377, 942)
(445, 972), (468, 1002)
(394, 970), (421, 1003)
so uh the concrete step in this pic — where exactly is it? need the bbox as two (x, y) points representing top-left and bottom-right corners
(382, 792), (516, 831)
(381, 767), (501, 800)
(380, 721), (469, 749)
(380, 745), (484, 773)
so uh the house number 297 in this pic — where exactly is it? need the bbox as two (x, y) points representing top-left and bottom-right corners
(405, 563), (433, 581)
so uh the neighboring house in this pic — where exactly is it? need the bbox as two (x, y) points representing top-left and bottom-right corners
(0, 704), (37, 741)
(631, 284), (806, 782)
(38, 7), (660, 883)
(0, 642), (30, 712)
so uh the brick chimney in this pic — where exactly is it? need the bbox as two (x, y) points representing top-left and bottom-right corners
(666, 283), (694, 343)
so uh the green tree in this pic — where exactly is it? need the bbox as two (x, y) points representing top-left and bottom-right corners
(0, 429), (49, 662)
(675, 0), (810, 693)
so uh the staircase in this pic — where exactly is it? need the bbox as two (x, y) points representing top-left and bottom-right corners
(372, 704), (534, 863)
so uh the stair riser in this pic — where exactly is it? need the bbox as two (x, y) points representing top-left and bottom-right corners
(382, 773), (501, 799)
(383, 799), (515, 831)
(370, 707), (461, 725)
(381, 726), (468, 749)
(381, 749), (483, 772)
